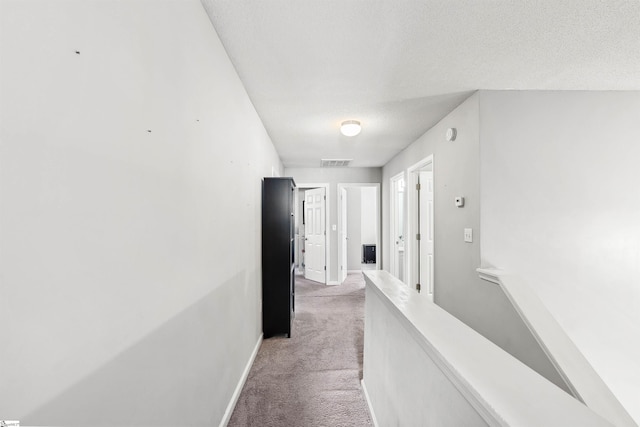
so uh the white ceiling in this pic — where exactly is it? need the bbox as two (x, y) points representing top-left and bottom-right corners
(201, 0), (640, 168)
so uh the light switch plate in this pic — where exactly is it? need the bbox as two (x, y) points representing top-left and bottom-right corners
(464, 228), (473, 243)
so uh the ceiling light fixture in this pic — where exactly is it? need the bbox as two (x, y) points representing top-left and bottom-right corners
(340, 120), (361, 137)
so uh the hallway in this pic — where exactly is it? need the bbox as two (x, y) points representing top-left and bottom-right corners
(228, 274), (372, 426)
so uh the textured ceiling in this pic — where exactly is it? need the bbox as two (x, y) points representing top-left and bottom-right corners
(201, 0), (640, 167)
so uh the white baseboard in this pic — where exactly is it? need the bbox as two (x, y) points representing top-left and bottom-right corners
(347, 270), (362, 274)
(361, 379), (379, 427)
(327, 280), (340, 286)
(219, 333), (263, 427)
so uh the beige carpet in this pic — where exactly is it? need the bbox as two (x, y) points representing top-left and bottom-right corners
(228, 273), (373, 427)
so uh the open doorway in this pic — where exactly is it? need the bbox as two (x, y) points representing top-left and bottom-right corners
(408, 156), (434, 301)
(337, 183), (380, 284)
(390, 172), (406, 284)
(294, 183), (330, 285)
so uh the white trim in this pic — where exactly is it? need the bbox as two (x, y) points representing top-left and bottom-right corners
(347, 269), (363, 274)
(407, 156), (434, 176)
(337, 183), (381, 284)
(327, 280), (340, 286)
(297, 183), (330, 285)
(476, 267), (502, 285)
(406, 155), (434, 295)
(338, 186), (349, 284)
(219, 334), (263, 427)
(361, 379), (379, 427)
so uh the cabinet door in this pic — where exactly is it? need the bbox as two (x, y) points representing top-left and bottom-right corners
(262, 178), (296, 338)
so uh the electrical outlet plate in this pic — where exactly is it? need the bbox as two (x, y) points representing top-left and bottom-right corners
(464, 228), (473, 243)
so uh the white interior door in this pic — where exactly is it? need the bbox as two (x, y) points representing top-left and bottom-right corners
(408, 156), (434, 299)
(419, 171), (434, 301)
(304, 188), (326, 283)
(340, 187), (348, 283)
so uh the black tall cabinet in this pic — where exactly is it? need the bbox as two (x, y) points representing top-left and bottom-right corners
(262, 177), (296, 338)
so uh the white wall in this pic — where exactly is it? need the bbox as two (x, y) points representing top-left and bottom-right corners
(480, 91), (640, 423)
(284, 168), (381, 282)
(0, 1), (282, 425)
(363, 276), (489, 427)
(382, 93), (570, 393)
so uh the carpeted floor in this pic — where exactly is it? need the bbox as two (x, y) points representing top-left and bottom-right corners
(228, 273), (373, 427)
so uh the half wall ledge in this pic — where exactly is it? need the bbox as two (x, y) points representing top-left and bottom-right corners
(362, 269), (613, 427)
(476, 268), (637, 427)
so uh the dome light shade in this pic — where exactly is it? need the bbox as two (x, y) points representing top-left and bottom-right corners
(340, 120), (361, 137)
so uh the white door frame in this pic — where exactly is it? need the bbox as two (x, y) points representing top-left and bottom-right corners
(297, 183), (330, 285)
(339, 187), (348, 283)
(337, 183), (381, 282)
(389, 172), (406, 283)
(407, 155), (434, 296)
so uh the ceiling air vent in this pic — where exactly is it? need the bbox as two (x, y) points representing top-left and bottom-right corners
(321, 159), (352, 167)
